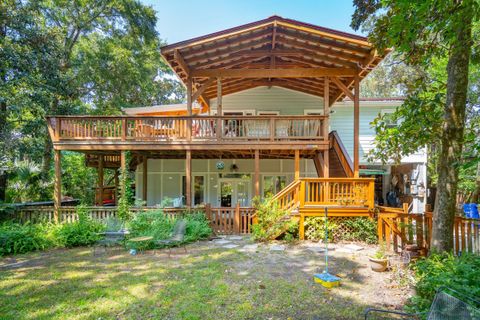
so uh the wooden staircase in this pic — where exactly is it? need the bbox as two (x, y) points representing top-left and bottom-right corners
(313, 131), (354, 178)
(271, 177), (375, 239)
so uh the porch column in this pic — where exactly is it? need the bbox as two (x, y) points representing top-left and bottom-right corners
(114, 169), (119, 205)
(294, 150), (300, 180)
(353, 74), (360, 177)
(142, 155), (148, 203)
(186, 150), (192, 207)
(98, 155), (104, 206)
(254, 150), (260, 197)
(216, 78), (222, 139)
(323, 77), (329, 178)
(120, 151), (126, 198)
(187, 77), (193, 140)
(53, 150), (61, 223)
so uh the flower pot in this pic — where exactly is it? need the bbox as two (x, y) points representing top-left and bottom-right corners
(369, 257), (388, 272)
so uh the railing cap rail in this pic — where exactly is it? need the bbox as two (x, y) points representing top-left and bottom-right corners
(46, 115), (328, 120)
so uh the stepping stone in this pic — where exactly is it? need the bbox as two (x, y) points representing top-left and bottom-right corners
(227, 236), (244, 241)
(222, 244), (239, 249)
(243, 244), (258, 250)
(344, 244), (364, 251)
(307, 247), (325, 253)
(269, 244), (286, 251)
(213, 240), (232, 245)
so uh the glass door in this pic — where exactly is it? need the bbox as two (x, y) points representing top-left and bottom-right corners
(219, 179), (251, 207)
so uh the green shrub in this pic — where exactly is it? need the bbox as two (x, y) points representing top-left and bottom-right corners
(407, 253), (480, 314)
(53, 208), (104, 247)
(251, 196), (293, 241)
(127, 209), (212, 249)
(0, 222), (55, 256)
(304, 217), (337, 242)
(341, 217), (377, 244)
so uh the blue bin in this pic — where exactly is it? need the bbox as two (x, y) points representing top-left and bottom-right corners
(463, 203), (479, 219)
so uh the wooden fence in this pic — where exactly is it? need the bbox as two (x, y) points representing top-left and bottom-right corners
(12, 205), (256, 235)
(378, 209), (480, 255)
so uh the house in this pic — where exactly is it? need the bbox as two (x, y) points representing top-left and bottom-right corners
(46, 16), (427, 235)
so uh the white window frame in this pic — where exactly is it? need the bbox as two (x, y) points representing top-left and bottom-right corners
(257, 111), (280, 116)
(214, 109), (255, 116)
(303, 109), (325, 116)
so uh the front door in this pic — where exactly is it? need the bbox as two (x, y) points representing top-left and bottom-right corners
(219, 179), (251, 207)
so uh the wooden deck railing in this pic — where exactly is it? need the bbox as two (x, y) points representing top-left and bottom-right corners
(13, 205), (257, 235)
(47, 115), (327, 144)
(329, 131), (354, 177)
(378, 210), (480, 255)
(274, 178), (375, 212)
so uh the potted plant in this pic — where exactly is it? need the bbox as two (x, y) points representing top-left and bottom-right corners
(369, 242), (388, 272)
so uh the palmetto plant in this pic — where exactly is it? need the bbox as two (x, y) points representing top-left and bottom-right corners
(7, 160), (52, 203)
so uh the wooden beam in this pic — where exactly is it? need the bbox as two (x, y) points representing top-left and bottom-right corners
(174, 49), (190, 76)
(186, 77), (193, 115)
(191, 67), (357, 78)
(331, 76), (354, 100)
(192, 77), (215, 101)
(186, 150), (192, 207)
(230, 49), (301, 58)
(294, 150), (300, 180)
(120, 151), (126, 199)
(54, 150), (61, 223)
(354, 74), (360, 177)
(254, 149), (260, 197)
(98, 155), (104, 205)
(323, 77), (330, 178)
(142, 156), (148, 203)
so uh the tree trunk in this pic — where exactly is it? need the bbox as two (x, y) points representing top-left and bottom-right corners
(0, 100), (7, 202)
(431, 5), (473, 252)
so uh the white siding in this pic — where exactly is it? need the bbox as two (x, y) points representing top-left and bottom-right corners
(330, 104), (427, 164)
(211, 86), (324, 115)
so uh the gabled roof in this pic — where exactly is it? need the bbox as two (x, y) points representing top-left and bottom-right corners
(160, 15), (387, 105)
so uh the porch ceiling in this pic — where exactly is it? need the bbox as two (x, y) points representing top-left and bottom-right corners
(161, 15), (387, 105)
(83, 149), (318, 168)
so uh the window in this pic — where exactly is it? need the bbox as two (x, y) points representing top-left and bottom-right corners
(182, 175), (205, 205)
(304, 109), (324, 116)
(194, 176), (205, 205)
(263, 175), (287, 197)
(257, 111), (280, 116)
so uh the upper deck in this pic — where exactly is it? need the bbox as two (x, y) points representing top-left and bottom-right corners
(47, 114), (329, 152)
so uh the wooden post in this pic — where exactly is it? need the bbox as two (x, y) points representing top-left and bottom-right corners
(54, 150), (61, 223)
(299, 214), (305, 240)
(187, 77), (193, 141)
(186, 150), (191, 207)
(114, 169), (119, 205)
(353, 73), (360, 177)
(142, 156), (148, 203)
(294, 150), (300, 180)
(98, 155), (104, 206)
(234, 203), (241, 234)
(254, 149), (260, 197)
(323, 77), (330, 178)
(121, 118), (127, 141)
(120, 151), (126, 197)
(216, 77), (222, 139)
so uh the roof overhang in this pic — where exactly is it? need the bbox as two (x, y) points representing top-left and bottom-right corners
(161, 15), (388, 106)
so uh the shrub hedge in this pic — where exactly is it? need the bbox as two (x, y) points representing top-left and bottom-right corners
(407, 252), (480, 314)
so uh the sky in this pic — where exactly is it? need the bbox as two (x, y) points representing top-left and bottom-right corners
(140, 0), (362, 45)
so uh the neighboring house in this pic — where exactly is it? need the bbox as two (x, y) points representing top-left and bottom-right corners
(46, 16), (427, 227)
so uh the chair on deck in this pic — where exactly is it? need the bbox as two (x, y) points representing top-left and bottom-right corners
(244, 120), (270, 139)
(364, 286), (480, 319)
(155, 219), (188, 256)
(275, 120), (290, 138)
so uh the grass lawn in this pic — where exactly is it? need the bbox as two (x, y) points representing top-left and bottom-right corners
(0, 238), (409, 320)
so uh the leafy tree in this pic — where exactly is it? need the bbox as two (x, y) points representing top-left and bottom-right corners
(1, 0), (185, 203)
(352, 0), (480, 252)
